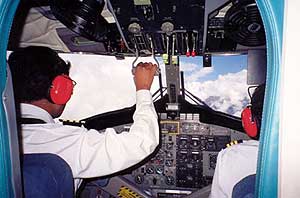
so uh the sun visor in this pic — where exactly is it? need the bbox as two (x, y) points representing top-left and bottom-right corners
(11, 8), (70, 52)
(9, 6), (109, 53)
(247, 49), (267, 85)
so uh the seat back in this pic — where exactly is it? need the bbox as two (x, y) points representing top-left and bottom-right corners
(22, 153), (74, 198)
(232, 174), (256, 198)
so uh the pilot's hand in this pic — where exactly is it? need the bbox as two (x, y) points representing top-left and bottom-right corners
(134, 62), (157, 91)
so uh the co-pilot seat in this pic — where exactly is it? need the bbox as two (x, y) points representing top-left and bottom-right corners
(232, 174), (256, 198)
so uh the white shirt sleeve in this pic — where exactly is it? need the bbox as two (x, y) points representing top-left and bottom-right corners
(73, 89), (159, 178)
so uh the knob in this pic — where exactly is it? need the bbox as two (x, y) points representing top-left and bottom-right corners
(166, 143), (173, 150)
(134, 175), (144, 184)
(146, 165), (155, 174)
(191, 51), (196, 57)
(128, 22), (141, 34)
(179, 139), (188, 149)
(166, 151), (173, 158)
(161, 21), (174, 34)
(165, 176), (175, 185)
(156, 166), (164, 175)
(165, 159), (173, 167)
(186, 51), (190, 57)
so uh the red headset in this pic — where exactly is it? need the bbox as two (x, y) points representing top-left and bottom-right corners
(49, 75), (76, 105)
(241, 85), (265, 139)
(241, 105), (258, 138)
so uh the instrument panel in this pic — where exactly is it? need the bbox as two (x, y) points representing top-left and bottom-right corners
(115, 113), (247, 197)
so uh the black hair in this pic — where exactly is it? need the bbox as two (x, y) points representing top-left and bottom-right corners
(251, 84), (266, 139)
(8, 46), (71, 103)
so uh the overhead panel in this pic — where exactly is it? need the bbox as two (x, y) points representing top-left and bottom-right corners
(108, 0), (205, 56)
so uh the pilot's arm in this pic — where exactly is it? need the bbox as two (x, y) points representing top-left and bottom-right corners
(72, 62), (159, 177)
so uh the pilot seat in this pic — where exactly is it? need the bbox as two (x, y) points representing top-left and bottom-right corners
(22, 153), (74, 198)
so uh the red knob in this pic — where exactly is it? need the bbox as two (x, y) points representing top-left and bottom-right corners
(191, 51), (196, 57)
(186, 51), (190, 57)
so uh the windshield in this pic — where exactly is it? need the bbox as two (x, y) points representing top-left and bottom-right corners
(60, 53), (249, 120)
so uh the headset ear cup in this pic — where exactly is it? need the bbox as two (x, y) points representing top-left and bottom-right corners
(241, 106), (258, 138)
(49, 75), (74, 105)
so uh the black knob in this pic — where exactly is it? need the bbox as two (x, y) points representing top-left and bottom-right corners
(135, 175), (144, 184)
(165, 176), (175, 185)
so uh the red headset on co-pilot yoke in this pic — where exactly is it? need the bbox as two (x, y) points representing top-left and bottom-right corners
(49, 74), (76, 105)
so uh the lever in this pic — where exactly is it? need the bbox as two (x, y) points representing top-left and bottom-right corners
(185, 34), (190, 57)
(191, 33), (196, 57)
(132, 38), (160, 76)
(171, 34), (178, 65)
(150, 36), (161, 75)
(172, 34), (176, 57)
(131, 44), (139, 75)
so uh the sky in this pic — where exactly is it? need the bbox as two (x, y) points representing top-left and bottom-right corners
(180, 55), (247, 82)
(59, 53), (250, 120)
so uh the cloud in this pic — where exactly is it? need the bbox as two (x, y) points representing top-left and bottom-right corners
(180, 62), (198, 71)
(59, 53), (158, 120)
(180, 61), (214, 82)
(185, 69), (249, 116)
(186, 67), (214, 82)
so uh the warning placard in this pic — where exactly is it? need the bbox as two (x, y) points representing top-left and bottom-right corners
(117, 186), (143, 198)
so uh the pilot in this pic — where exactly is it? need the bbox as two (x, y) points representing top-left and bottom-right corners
(8, 46), (159, 192)
(209, 84), (265, 198)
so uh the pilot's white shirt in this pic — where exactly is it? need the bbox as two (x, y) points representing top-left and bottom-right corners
(20, 90), (159, 191)
(210, 140), (259, 198)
